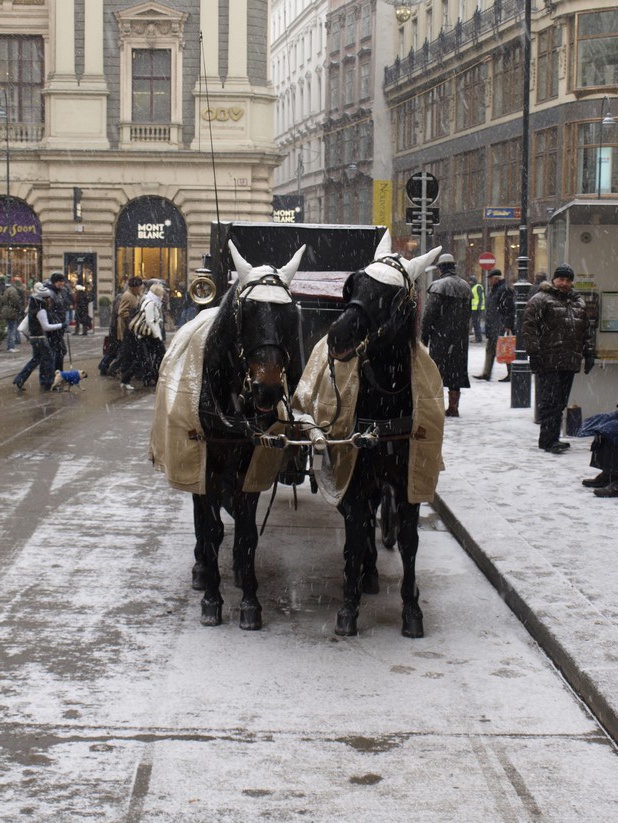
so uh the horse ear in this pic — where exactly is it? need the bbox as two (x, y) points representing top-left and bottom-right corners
(278, 244), (306, 286)
(402, 245), (443, 282)
(374, 229), (392, 259)
(228, 240), (253, 286)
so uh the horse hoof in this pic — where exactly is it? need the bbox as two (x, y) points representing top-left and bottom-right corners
(401, 605), (424, 638)
(240, 603), (262, 631)
(200, 597), (223, 626)
(362, 570), (380, 595)
(192, 562), (207, 591)
(335, 606), (358, 636)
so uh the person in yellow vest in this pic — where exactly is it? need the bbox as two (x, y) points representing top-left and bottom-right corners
(469, 275), (485, 342)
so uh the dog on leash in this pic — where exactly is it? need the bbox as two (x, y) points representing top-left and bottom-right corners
(51, 369), (88, 392)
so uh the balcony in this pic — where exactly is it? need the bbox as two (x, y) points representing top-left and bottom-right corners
(2, 123), (44, 144)
(120, 122), (182, 149)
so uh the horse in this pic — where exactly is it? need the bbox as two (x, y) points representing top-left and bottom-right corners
(293, 233), (444, 638)
(150, 240), (306, 630)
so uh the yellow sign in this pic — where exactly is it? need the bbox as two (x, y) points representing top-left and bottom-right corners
(373, 180), (392, 230)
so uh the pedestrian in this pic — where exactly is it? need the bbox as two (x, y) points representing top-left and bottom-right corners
(13, 283), (65, 391)
(421, 252), (471, 417)
(98, 290), (124, 376)
(578, 410), (618, 497)
(528, 271), (548, 299)
(523, 263), (594, 454)
(73, 284), (92, 335)
(469, 275), (485, 342)
(0, 276), (27, 352)
(119, 282), (166, 391)
(474, 268), (515, 382)
(43, 272), (69, 371)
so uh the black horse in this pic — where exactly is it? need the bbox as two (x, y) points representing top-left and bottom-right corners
(152, 241), (306, 631)
(294, 235), (443, 638)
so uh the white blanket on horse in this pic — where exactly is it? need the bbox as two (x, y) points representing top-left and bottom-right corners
(292, 336), (445, 505)
(149, 308), (284, 495)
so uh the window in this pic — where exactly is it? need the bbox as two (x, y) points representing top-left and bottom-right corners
(566, 121), (618, 196)
(360, 61), (370, 100)
(330, 71), (340, 111)
(396, 97), (419, 151)
(359, 120), (372, 160)
(361, 4), (372, 39)
(330, 18), (341, 53)
(455, 63), (486, 131)
(345, 64), (355, 105)
(575, 10), (618, 88)
(490, 139), (522, 203)
(346, 13), (356, 46)
(343, 126), (355, 164)
(0, 35), (44, 135)
(453, 149), (485, 211)
(423, 83), (449, 142)
(533, 127), (557, 197)
(537, 27), (560, 102)
(493, 43), (522, 118)
(132, 50), (171, 123)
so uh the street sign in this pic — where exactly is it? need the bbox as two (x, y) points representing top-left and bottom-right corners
(406, 207), (440, 225)
(479, 252), (496, 270)
(484, 206), (521, 220)
(406, 172), (439, 205)
(411, 226), (434, 237)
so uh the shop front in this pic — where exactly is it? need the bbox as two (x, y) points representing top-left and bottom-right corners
(115, 196), (187, 293)
(0, 198), (42, 287)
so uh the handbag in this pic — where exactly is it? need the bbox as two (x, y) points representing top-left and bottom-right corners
(17, 313), (30, 340)
(128, 306), (151, 337)
(496, 333), (516, 364)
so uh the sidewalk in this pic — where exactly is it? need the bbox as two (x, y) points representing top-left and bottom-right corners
(435, 342), (618, 742)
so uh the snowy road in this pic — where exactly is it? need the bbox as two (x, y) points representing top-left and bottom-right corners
(0, 351), (617, 821)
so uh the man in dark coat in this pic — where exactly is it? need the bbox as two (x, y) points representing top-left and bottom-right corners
(43, 271), (69, 371)
(523, 263), (594, 454)
(421, 253), (471, 417)
(474, 268), (515, 382)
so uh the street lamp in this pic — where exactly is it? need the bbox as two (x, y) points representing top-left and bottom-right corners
(511, 0), (532, 408)
(382, 1), (418, 25)
(0, 88), (10, 283)
(597, 96), (615, 199)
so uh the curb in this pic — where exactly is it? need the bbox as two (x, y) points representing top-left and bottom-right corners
(432, 483), (618, 745)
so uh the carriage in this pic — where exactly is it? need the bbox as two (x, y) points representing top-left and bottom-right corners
(150, 222), (444, 637)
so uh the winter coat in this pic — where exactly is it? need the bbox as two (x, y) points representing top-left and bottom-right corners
(43, 281), (68, 326)
(577, 411), (618, 446)
(292, 336), (445, 506)
(421, 270), (471, 389)
(484, 278), (515, 341)
(522, 281), (592, 373)
(149, 308), (287, 495)
(0, 282), (26, 322)
(116, 289), (140, 341)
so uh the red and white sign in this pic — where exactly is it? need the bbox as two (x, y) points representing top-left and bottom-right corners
(478, 252), (497, 270)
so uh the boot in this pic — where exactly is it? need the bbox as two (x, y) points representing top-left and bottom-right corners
(594, 480), (618, 498)
(582, 471), (611, 488)
(445, 389), (460, 417)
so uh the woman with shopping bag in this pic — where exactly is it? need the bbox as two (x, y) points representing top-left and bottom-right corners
(474, 268), (515, 382)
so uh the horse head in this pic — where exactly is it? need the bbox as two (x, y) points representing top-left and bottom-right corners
(204, 240), (306, 423)
(327, 231), (442, 362)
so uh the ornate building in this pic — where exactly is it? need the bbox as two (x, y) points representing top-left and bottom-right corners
(0, 0), (278, 301)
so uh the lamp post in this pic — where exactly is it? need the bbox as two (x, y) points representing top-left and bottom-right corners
(597, 96), (615, 199)
(511, 0), (532, 408)
(0, 88), (10, 283)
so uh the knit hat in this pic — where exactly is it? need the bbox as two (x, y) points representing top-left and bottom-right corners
(32, 282), (52, 300)
(488, 268), (503, 279)
(553, 263), (574, 281)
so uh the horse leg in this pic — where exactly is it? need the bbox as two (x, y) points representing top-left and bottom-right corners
(232, 491), (262, 631)
(361, 490), (380, 595)
(192, 493), (223, 591)
(198, 489), (226, 627)
(398, 502), (423, 638)
(336, 493), (373, 636)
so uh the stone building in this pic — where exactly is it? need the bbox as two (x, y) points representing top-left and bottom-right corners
(0, 0), (278, 302)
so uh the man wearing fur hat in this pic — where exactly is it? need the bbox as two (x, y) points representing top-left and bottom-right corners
(523, 263), (594, 454)
(421, 253), (472, 417)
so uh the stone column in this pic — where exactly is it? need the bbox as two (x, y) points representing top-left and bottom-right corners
(54, 0), (76, 77)
(84, 0), (104, 77)
(227, 0), (248, 82)
(200, 0), (219, 77)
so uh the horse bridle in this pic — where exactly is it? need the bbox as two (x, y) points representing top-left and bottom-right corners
(205, 272), (296, 438)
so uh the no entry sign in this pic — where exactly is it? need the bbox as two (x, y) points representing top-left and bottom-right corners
(479, 252), (496, 270)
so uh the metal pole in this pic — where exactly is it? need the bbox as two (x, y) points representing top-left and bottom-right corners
(597, 97), (608, 199)
(1, 88), (10, 283)
(511, 0), (532, 408)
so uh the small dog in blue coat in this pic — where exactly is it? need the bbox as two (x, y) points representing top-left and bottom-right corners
(51, 369), (88, 392)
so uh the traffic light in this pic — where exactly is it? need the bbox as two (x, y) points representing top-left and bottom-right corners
(73, 187), (83, 222)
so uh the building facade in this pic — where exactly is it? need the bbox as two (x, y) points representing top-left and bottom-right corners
(0, 0), (278, 302)
(384, 0), (618, 281)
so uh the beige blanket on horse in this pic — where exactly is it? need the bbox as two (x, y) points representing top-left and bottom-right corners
(292, 336), (445, 506)
(148, 308), (284, 495)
